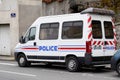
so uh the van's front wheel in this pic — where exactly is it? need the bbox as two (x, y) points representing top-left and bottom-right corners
(66, 57), (80, 72)
(17, 54), (31, 67)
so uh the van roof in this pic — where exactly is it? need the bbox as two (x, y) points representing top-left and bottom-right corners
(81, 7), (115, 16)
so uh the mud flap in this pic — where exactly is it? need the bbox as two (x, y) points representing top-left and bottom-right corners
(85, 53), (92, 65)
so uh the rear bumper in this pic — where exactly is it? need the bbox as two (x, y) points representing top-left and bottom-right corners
(78, 54), (112, 66)
(92, 56), (112, 65)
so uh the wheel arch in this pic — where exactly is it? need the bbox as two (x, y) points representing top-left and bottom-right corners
(15, 52), (26, 61)
(65, 54), (78, 61)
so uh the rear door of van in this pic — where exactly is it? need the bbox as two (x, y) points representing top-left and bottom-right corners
(91, 15), (116, 62)
(91, 20), (105, 58)
(103, 20), (116, 57)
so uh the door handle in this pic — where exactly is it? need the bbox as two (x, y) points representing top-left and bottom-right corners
(33, 42), (37, 46)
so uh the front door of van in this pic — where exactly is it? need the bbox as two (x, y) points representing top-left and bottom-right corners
(20, 27), (38, 59)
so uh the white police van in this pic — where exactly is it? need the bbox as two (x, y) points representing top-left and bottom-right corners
(14, 8), (116, 72)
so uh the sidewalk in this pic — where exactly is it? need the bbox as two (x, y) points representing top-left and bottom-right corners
(0, 55), (15, 61)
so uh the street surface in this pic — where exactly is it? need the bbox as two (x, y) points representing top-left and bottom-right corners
(0, 61), (119, 80)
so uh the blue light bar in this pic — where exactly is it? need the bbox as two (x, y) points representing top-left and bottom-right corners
(81, 7), (115, 16)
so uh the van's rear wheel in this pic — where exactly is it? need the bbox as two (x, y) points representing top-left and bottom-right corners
(45, 62), (52, 67)
(116, 62), (120, 76)
(17, 54), (31, 67)
(66, 57), (80, 72)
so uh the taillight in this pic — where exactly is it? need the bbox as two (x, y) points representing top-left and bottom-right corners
(86, 41), (92, 53)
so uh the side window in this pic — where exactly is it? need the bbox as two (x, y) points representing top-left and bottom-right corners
(29, 27), (36, 40)
(92, 21), (102, 39)
(104, 21), (114, 39)
(62, 21), (83, 39)
(24, 27), (36, 42)
(39, 23), (59, 40)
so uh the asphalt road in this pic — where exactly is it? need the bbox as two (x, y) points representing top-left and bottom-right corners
(0, 61), (119, 80)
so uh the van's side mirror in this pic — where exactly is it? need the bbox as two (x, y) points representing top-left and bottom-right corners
(19, 36), (24, 43)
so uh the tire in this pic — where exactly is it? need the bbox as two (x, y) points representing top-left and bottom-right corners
(17, 54), (31, 67)
(45, 62), (52, 67)
(116, 62), (120, 76)
(66, 57), (80, 72)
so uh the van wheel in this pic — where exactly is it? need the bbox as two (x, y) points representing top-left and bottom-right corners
(66, 57), (80, 72)
(45, 63), (52, 67)
(116, 62), (120, 76)
(17, 54), (31, 67)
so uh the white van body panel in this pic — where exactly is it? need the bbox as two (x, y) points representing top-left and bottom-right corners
(91, 14), (115, 57)
(15, 12), (116, 65)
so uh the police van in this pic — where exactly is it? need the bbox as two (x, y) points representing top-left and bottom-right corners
(14, 8), (116, 72)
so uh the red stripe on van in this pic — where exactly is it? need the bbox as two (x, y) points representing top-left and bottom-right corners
(97, 41), (101, 45)
(58, 48), (86, 50)
(102, 42), (104, 45)
(88, 32), (92, 39)
(114, 33), (116, 36)
(114, 40), (117, 45)
(109, 41), (113, 45)
(93, 41), (97, 45)
(88, 16), (91, 23)
(88, 24), (92, 28)
(22, 48), (39, 50)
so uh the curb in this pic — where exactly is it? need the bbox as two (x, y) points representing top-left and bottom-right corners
(0, 56), (15, 61)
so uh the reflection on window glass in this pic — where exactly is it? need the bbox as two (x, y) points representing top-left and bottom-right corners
(40, 23), (59, 40)
(92, 21), (102, 39)
(104, 21), (114, 39)
(62, 21), (83, 39)
(29, 28), (36, 40)
(24, 27), (36, 42)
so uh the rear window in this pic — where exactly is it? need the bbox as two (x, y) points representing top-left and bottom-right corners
(104, 21), (114, 39)
(92, 21), (102, 39)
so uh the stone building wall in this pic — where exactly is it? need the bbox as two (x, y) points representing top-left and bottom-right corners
(18, 0), (42, 37)
(42, 0), (69, 16)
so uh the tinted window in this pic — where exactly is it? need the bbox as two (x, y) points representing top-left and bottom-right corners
(62, 21), (83, 39)
(29, 27), (36, 40)
(92, 21), (102, 39)
(24, 27), (36, 42)
(39, 23), (59, 40)
(104, 21), (114, 39)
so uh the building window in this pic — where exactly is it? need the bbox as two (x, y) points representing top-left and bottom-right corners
(62, 21), (83, 39)
(40, 23), (59, 40)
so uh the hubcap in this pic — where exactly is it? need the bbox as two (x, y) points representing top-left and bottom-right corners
(19, 57), (25, 64)
(68, 60), (76, 70)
